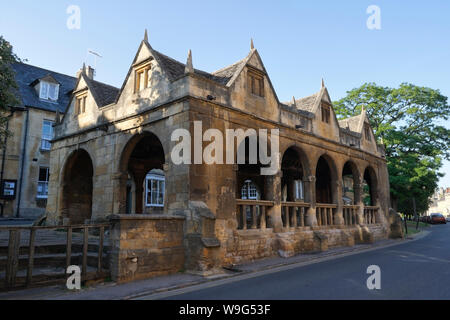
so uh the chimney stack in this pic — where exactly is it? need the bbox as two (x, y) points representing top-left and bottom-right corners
(76, 64), (95, 79)
(86, 66), (95, 79)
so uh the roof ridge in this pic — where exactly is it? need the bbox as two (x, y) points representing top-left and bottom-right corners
(212, 57), (247, 75)
(13, 62), (77, 80)
(89, 77), (120, 90)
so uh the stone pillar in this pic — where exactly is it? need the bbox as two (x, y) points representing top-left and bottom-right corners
(112, 172), (128, 215)
(134, 174), (145, 214)
(354, 181), (365, 225)
(304, 175), (318, 226)
(265, 171), (283, 232)
(334, 180), (345, 225)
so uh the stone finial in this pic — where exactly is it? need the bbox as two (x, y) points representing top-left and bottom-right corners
(251, 38), (254, 50)
(185, 49), (194, 74)
(144, 29), (148, 42)
(321, 78), (325, 88)
(292, 96), (296, 106)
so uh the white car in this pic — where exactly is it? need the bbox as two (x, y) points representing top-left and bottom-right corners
(446, 216), (450, 223)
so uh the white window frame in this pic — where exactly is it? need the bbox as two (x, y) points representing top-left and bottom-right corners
(241, 180), (259, 200)
(145, 173), (165, 207)
(37, 167), (50, 199)
(41, 120), (54, 151)
(294, 180), (304, 201)
(39, 81), (59, 101)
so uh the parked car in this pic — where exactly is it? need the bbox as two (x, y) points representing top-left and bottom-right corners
(421, 216), (431, 224)
(446, 215), (450, 223)
(430, 213), (447, 224)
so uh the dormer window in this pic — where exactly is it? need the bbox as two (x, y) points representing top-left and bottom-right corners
(321, 103), (330, 123)
(247, 68), (265, 98)
(40, 81), (59, 101)
(135, 62), (151, 93)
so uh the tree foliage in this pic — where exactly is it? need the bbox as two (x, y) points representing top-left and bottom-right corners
(334, 83), (450, 215)
(0, 35), (20, 145)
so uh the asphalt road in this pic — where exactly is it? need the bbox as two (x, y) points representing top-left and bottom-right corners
(152, 224), (450, 300)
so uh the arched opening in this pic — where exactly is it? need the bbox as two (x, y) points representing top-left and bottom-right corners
(61, 149), (93, 224)
(281, 147), (305, 202)
(121, 132), (165, 214)
(236, 136), (266, 201)
(363, 166), (378, 206)
(235, 135), (271, 229)
(315, 155), (336, 204)
(280, 146), (308, 228)
(342, 161), (359, 205)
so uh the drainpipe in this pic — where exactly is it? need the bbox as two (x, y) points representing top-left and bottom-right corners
(16, 107), (29, 218)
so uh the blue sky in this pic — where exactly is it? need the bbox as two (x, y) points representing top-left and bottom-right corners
(1, 0), (449, 187)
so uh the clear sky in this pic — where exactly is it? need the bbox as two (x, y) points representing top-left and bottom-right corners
(1, 0), (449, 187)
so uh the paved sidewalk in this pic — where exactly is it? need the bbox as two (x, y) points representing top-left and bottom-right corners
(0, 232), (428, 300)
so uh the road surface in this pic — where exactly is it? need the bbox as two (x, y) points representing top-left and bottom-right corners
(142, 224), (450, 300)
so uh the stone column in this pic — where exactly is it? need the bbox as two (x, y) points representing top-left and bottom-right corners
(334, 180), (345, 225)
(354, 181), (365, 225)
(112, 172), (128, 215)
(265, 171), (283, 232)
(304, 175), (318, 226)
(134, 174), (145, 214)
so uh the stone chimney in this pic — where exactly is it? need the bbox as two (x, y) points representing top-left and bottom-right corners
(76, 64), (95, 79)
(86, 66), (95, 79)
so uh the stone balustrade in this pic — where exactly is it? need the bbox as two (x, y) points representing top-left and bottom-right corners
(281, 202), (310, 228)
(235, 199), (274, 230)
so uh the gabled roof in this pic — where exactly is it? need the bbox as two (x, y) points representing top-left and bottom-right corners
(291, 92), (321, 113)
(287, 86), (331, 114)
(82, 74), (119, 107)
(338, 114), (363, 133)
(212, 56), (249, 86)
(11, 62), (77, 113)
(152, 49), (227, 84)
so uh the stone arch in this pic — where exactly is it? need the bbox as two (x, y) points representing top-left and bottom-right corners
(314, 153), (339, 204)
(362, 165), (379, 206)
(281, 146), (309, 202)
(60, 149), (94, 224)
(119, 131), (166, 214)
(341, 160), (361, 205)
(236, 133), (267, 200)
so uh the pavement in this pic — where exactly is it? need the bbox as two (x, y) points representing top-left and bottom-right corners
(140, 225), (448, 300)
(0, 226), (433, 300)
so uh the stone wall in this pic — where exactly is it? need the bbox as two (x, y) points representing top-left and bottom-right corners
(109, 214), (185, 283)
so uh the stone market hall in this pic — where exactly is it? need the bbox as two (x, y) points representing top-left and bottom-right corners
(46, 32), (400, 281)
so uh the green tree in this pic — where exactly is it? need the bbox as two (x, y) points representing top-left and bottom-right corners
(334, 83), (450, 216)
(0, 35), (20, 145)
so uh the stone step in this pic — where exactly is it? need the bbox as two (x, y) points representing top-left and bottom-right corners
(0, 266), (109, 290)
(0, 243), (110, 256)
(0, 252), (109, 270)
